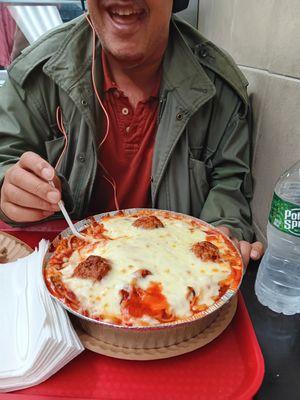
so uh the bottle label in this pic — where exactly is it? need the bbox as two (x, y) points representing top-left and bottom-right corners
(269, 193), (300, 237)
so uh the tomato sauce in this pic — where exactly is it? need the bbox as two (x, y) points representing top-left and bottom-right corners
(121, 282), (175, 323)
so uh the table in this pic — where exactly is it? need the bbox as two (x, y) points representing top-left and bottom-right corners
(241, 261), (300, 400)
(1, 220), (299, 399)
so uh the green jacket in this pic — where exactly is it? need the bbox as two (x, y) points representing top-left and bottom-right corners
(0, 16), (253, 241)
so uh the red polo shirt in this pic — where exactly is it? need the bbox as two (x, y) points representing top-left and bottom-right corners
(89, 52), (161, 214)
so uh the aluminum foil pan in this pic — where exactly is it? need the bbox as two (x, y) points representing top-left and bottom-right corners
(43, 209), (243, 349)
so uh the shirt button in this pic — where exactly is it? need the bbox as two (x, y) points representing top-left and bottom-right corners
(122, 107), (129, 115)
(125, 126), (130, 133)
(81, 99), (87, 106)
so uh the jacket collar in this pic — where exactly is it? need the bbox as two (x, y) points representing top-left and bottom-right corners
(161, 18), (216, 112)
(43, 15), (216, 114)
(43, 16), (96, 97)
(43, 16), (103, 136)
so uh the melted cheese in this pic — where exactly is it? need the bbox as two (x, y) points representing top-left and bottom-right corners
(58, 214), (232, 325)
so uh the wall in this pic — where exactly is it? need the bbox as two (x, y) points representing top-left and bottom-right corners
(198, 0), (300, 242)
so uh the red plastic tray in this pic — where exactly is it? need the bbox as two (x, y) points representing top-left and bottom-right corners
(0, 222), (265, 400)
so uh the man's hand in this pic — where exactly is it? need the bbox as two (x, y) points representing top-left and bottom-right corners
(0, 152), (61, 223)
(217, 226), (264, 268)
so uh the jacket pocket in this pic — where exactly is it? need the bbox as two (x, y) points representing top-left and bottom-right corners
(189, 157), (210, 217)
(45, 136), (65, 168)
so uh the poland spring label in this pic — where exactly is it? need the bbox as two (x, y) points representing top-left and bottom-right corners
(269, 193), (300, 237)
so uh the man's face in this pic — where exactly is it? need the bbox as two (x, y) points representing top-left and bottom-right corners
(87, 0), (173, 66)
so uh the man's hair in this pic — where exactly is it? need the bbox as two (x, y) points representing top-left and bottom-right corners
(173, 0), (189, 13)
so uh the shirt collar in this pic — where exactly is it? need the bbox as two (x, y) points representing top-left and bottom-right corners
(101, 49), (161, 101)
(101, 49), (118, 92)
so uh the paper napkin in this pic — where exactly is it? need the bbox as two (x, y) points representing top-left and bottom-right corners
(0, 240), (84, 392)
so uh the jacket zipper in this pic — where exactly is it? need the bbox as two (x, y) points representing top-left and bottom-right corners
(151, 95), (167, 205)
(157, 96), (167, 124)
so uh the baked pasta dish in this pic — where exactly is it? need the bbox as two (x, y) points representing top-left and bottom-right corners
(44, 210), (242, 327)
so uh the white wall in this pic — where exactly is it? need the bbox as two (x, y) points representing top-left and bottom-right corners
(198, 0), (300, 242)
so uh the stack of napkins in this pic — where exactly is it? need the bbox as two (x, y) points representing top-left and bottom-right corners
(0, 240), (84, 392)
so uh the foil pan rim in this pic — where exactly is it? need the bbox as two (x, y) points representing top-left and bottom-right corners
(43, 208), (243, 331)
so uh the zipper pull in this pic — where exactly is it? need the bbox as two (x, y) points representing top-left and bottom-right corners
(158, 96), (167, 123)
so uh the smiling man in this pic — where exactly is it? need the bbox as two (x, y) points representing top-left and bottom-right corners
(0, 0), (263, 265)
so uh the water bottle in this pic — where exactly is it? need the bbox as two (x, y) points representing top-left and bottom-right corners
(255, 160), (300, 315)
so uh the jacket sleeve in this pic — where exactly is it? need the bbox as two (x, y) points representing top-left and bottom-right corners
(199, 102), (254, 242)
(0, 75), (73, 226)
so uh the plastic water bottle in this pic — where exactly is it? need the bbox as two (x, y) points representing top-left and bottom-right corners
(255, 160), (300, 315)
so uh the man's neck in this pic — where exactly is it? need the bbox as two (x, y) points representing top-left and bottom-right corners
(104, 53), (163, 109)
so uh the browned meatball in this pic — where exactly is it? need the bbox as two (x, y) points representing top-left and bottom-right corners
(133, 215), (164, 229)
(191, 241), (220, 262)
(72, 255), (111, 281)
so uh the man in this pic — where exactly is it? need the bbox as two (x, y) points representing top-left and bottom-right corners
(0, 0), (263, 266)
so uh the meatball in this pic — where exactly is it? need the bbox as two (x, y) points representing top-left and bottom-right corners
(133, 215), (164, 229)
(72, 255), (111, 281)
(191, 241), (220, 262)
